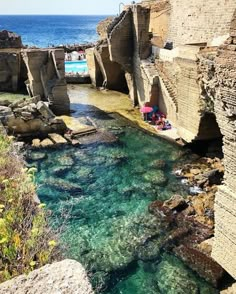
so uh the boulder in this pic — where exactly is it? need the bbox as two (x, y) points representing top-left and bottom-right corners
(0, 259), (94, 294)
(163, 195), (188, 212)
(174, 245), (225, 287)
(40, 138), (54, 147)
(0, 30), (22, 49)
(0, 106), (12, 119)
(36, 101), (55, 119)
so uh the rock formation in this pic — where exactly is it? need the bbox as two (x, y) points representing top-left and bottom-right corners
(0, 97), (67, 136)
(0, 259), (94, 294)
(0, 31), (70, 115)
(86, 0), (236, 281)
(0, 30), (22, 49)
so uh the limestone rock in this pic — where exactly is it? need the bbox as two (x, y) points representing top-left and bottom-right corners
(48, 133), (67, 144)
(36, 101), (55, 119)
(163, 195), (188, 212)
(0, 30), (22, 48)
(0, 259), (94, 294)
(0, 106), (12, 119)
(32, 138), (41, 147)
(40, 138), (54, 147)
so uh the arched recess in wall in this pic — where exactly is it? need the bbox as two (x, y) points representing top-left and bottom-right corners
(194, 113), (223, 158)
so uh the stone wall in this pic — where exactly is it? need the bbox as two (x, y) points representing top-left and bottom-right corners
(211, 32), (236, 279)
(86, 48), (103, 87)
(108, 9), (133, 72)
(168, 0), (236, 47)
(94, 41), (128, 91)
(0, 50), (20, 92)
(21, 48), (69, 115)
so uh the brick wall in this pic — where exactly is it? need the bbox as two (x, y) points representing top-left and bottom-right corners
(168, 0), (235, 47)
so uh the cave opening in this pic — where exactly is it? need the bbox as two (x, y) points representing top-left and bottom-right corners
(187, 112), (223, 158)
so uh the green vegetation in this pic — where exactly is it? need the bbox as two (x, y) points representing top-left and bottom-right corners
(0, 91), (29, 103)
(0, 134), (57, 282)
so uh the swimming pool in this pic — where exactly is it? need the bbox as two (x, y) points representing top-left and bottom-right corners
(65, 60), (88, 73)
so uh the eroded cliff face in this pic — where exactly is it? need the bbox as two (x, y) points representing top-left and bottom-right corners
(210, 34), (236, 279)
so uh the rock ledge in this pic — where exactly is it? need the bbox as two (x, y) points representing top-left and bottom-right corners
(0, 259), (94, 294)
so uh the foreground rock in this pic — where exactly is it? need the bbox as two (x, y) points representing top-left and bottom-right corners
(0, 259), (94, 294)
(0, 99), (67, 136)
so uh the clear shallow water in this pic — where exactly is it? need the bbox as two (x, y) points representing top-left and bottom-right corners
(65, 60), (88, 73)
(26, 111), (217, 294)
(0, 15), (108, 47)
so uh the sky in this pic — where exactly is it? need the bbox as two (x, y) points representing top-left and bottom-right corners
(0, 0), (131, 15)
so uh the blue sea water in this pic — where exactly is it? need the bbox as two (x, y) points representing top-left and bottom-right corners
(0, 15), (108, 47)
(65, 60), (88, 73)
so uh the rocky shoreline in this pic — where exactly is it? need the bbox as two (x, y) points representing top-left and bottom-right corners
(148, 156), (228, 288)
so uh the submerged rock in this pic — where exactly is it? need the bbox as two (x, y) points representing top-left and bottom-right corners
(46, 178), (82, 193)
(155, 254), (200, 294)
(149, 159), (166, 170)
(27, 151), (47, 161)
(143, 170), (168, 186)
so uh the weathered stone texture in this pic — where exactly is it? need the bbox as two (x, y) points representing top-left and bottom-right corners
(0, 259), (94, 294)
(168, 0), (236, 47)
(211, 35), (236, 279)
(108, 9), (133, 72)
(0, 30), (22, 48)
(97, 17), (114, 40)
(0, 51), (20, 92)
(86, 47), (103, 87)
(94, 41), (127, 91)
(22, 49), (70, 115)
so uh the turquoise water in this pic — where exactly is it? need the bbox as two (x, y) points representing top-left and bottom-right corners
(65, 60), (88, 73)
(26, 112), (217, 294)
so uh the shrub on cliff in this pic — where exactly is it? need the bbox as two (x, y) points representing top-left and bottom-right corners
(0, 134), (58, 282)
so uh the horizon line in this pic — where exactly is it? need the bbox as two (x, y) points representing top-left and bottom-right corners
(0, 14), (115, 16)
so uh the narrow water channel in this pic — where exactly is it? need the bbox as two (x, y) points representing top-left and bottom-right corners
(26, 85), (217, 294)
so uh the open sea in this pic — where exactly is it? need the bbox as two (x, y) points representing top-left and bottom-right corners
(0, 15), (108, 47)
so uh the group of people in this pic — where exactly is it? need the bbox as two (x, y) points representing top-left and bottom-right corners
(144, 105), (172, 131)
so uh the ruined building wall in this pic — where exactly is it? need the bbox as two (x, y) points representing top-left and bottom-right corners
(0, 50), (21, 92)
(168, 0), (236, 47)
(108, 9), (133, 72)
(21, 48), (70, 115)
(211, 22), (236, 279)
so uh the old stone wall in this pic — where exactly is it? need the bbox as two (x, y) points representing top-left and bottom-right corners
(168, 0), (235, 47)
(94, 41), (128, 91)
(211, 33), (236, 279)
(21, 48), (70, 115)
(0, 50), (21, 92)
(147, 0), (171, 48)
(108, 9), (133, 72)
(86, 47), (103, 87)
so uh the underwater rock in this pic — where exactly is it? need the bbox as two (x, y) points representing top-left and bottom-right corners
(174, 245), (224, 287)
(57, 154), (75, 166)
(27, 151), (47, 161)
(163, 195), (188, 212)
(143, 170), (168, 186)
(46, 178), (82, 193)
(149, 159), (166, 170)
(51, 166), (70, 177)
(155, 254), (200, 294)
(136, 239), (162, 261)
